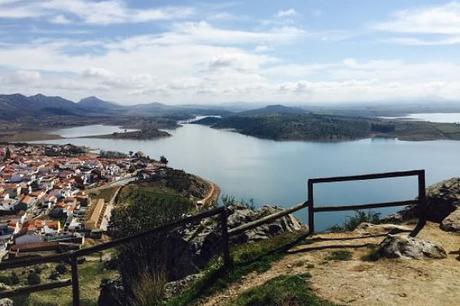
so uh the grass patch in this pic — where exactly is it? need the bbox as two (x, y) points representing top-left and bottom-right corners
(9, 259), (118, 306)
(166, 231), (307, 306)
(325, 250), (353, 261)
(228, 274), (336, 306)
(361, 245), (381, 262)
(89, 186), (119, 202)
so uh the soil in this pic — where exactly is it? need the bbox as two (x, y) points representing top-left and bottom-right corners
(199, 222), (460, 305)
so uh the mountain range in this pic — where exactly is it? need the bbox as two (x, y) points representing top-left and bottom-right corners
(0, 93), (230, 120)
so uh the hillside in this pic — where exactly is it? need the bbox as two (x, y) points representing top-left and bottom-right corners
(195, 106), (460, 142)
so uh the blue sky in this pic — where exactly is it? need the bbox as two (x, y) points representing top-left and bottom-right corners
(1, 0), (460, 105)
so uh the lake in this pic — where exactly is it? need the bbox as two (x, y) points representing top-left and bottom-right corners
(36, 123), (460, 230)
(382, 112), (460, 123)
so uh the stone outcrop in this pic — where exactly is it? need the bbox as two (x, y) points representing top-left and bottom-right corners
(389, 178), (460, 231)
(440, 208), (460, 232)
(226, 204), (305, 244)
(377, 234), (447, 259)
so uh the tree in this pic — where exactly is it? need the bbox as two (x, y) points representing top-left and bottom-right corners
(160, 155), (168, 165)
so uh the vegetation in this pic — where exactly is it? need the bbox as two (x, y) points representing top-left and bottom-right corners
(229, 274), (336, 306)
(325, 250), (353, 261)
(109, 185), (195, 304)
(12, 260), (118, 306)
(167, 232), (307, 306)
(328, 210), (381, 232)
(212, 113), (371, 141)
(361, 245), (381, 262)
(191, 106), (460, 142)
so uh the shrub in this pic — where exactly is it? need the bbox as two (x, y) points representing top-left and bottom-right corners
(361, 245), (381, 262)
(55, 263), (67, 275)
(328, 210), (381, 232)
(0, 272), (20, 286)
(325, 250), (353, 261)
(131, 271), (167, 306)
(27, 271), (41, 285)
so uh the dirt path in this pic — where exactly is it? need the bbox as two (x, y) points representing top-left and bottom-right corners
(198, 223), (460, 306)
(198, 180), (221, 206)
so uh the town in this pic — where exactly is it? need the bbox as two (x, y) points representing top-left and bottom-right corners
(0, 144), (161, 262)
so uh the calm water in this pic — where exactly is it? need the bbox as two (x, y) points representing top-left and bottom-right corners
(383, 112), (460, 123)
(36, 124), (460, 230)
(49, 124), (136, 138)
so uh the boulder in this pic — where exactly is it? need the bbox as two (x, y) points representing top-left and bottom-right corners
(0, 299), (13, 306)
(226, 204), (305, 244)
(440, 208), (460, 232)
(98, 278), (126, 306)
(164, 273), (202, 299)
(377, 234), (447, 259)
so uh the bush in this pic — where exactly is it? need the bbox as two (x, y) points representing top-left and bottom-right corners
(328, 210), (381, 232)
(0, 272), (20, 286)
(131, 271), (167, 306)
(55, 263), (67, 275)
(325, 250), (353, 261)
(361, 245), (381, 262)
(27, 271), (41, 285)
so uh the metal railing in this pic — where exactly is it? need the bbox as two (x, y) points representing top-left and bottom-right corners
(0, 169), (428, 305)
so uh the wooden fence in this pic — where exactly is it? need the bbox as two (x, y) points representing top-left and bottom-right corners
(0, 169), (427, 305)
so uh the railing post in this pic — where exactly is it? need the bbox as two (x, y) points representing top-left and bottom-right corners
(410, 170), (427, 237)
(70, 253), (80, 306)
(307, 180), (314, 235)
(220, 207), (232, 269)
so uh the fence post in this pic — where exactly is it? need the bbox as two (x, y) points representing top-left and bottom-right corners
(70, 252), (80, 306)
(220, 207), (232, 269)
(307, 180), (314, 235)
(410, 170), (427, 237)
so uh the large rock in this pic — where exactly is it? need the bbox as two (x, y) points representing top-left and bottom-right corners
(440, 208), (460, 232)
(390, 178), (460, 224)
(98, 278), (126, 306)
(377, 234), (447, 259)
(0, 299), (13, 306)
(226, 204), (305, 244)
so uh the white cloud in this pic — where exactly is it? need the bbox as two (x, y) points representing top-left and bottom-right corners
(2, 70), (41, 84)
(374, 2), (460, 34)
(276, 9), (298, 18)
(0, 0), (195, 25)
(50, 15), (72, 24)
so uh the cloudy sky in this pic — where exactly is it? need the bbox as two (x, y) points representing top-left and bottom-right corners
(1, 0), (460, 105)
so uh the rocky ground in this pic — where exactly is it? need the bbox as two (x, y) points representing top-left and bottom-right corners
(199, 222), (459, 306)
(198, 177), (460, 306)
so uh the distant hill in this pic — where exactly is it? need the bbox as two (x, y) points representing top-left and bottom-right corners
(238, 104), (306, 117)
(0, 93), (233, 121)
(78, 96), (123, 113)
(0, 93), (84, 118)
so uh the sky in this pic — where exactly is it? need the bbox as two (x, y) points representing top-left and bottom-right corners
(1, 0), (460, 105)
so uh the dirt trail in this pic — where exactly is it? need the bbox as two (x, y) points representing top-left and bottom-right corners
(198, 223), (460, 306)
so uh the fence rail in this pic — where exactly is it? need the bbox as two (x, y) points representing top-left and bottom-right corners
(307, 169), (427, 236)
(0, 169), (428, 305)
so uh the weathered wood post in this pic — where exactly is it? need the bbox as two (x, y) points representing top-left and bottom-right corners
(220, 207), (232, 269)
(70, 252), (80, 306)
(307, 179), (314, 235)
(410, 170), (427, 237)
